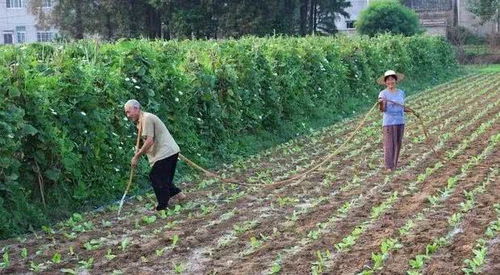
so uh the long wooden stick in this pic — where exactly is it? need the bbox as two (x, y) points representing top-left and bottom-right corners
(118, 113), (143, 216)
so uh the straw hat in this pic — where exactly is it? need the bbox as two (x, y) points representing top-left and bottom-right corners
(377, 70), (405, 85)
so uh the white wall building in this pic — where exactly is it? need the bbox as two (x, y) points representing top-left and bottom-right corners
(0, 0), (58, 44)
(335, 0), (369, 34)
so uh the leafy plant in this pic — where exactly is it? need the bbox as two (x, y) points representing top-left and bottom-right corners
(0, 251), (9, 268)
(141, 215), (157, 225)
(105, 249), (117, 261)
(78, 257), (94, 269)
(83, 239), (102, 251)
(171, 235), (180, 248)
(29, 261), (45, 272)
(250, 237), (263, 249)
(52, 252), (62, 264)
(173, 263), (185, 274)
(20, 248), (28, 259)
(409, 254), (428, 269)
(121, 238), (131, 251)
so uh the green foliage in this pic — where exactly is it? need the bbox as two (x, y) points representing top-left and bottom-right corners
(356, 0), (422, 37)
(44, 0), (352, 39)
(466, 0), (500, 24)
(0, 35), (457, 239)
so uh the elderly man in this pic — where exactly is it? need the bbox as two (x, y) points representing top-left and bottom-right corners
(124, 99), (185, 211)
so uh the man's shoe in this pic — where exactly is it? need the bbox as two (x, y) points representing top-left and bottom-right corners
(156, 204), (169, 211)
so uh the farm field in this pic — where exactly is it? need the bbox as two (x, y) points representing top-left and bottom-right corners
(0, 72), (499, 274)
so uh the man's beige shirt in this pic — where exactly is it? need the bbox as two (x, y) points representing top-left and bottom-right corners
(138, 112), (180, 166)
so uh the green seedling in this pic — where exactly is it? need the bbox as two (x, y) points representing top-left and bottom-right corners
(250, 237), (263, 249)
(371, 252), (385, 270)
(286, 211), (299, 222)
(42, 225), (55, 234)
(105, 249), (117, 260)
(409, 254), (428, 269)
(171, 235), (180, 248)
(29, 261), (45, 272)
(20, 248), (28, 259)
(307, 230), (320, 240)
(270, 255), (282, 274)
(0, 251), (9, 268)
(121, 238), (131, 251)
(174, 263), (185, 274)
(200, 205), (215, 215)
(156, 247), (166, 257)
(448, 213), (463, 226)
(141, 215), (157, 225)
(78, 257), (94, 269)
(64, 232), (78, 240)
(83, 239), (102, 251)
(277, 197), (299, 207)
(52, 252), (62, 264)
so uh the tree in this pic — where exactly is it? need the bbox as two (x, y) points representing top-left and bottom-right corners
(42, 0), (352, 40)
(356, 0), (422, 37)
(467, 0), (499, 31)
(299, 0), (351, 35)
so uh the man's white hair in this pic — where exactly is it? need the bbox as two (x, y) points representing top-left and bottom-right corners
(124, 99), (141, 109)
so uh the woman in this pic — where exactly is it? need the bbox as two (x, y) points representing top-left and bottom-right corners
(377, 70), (414, 172)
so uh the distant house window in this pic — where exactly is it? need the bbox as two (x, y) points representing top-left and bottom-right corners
(42, 0), (52, 8)
(3, 33), (13, 44)
(37, 32), (53, 42)
(6, 0), (26, 8)
(346, 20), (356, 29)
(16, 26), (26, 43)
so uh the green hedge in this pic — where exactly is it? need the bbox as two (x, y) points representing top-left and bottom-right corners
(0, 34), (457, 238)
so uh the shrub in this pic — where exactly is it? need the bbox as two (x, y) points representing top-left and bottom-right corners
(356, 0), (422, 37)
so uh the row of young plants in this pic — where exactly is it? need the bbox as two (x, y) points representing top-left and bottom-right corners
(0, 74), (492, 272)
(180, 78), (496, 274)
(315, 99), (500, 273)
(188, 76), (500, 270)
(461, 202), (500, 274)
(200, 77), (492, 266)
(86, 76), (500, 275)
(2, 75), (496, 274)
(404, 139), (499, 274)
(260, 81), (500, 272)
(32, 73), (492, 274)
(358, 143), (499, 274)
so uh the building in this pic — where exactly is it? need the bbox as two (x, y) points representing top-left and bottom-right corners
(0, 0), (58, 44)
(336, 0), (499, 37)
(336, 0), (368, 34)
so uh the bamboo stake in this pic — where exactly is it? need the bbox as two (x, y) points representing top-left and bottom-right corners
(118, 113), (143, 216)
